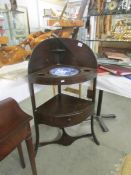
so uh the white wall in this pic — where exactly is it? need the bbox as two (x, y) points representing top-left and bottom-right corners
(17, 0), (40, 32)
(0, 0), (9, 3)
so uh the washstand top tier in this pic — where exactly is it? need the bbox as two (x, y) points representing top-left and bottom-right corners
(28, 38), (97, 85)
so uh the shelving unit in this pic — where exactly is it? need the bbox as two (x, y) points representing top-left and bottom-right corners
(86, 0), (131, 132)
(87, 0), (131, 60)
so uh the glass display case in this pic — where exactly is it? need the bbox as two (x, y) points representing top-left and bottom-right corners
(0, 4), (29, 45)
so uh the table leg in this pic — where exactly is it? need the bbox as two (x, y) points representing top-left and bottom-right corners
(96, 90), (116, 132)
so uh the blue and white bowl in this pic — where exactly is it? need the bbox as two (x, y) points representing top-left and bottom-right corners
(49, 66), (79, 77)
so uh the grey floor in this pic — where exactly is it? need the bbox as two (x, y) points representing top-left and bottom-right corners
(1, 85), (131, 175)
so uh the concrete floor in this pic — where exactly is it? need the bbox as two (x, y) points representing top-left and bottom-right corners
(1, 86), (131, 175)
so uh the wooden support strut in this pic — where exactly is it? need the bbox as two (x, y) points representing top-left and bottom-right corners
(72, 0), (89, 39)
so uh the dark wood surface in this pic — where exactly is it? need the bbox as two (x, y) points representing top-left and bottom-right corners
(36, 93), (94, 127)
(0, 98), (37, 175)
(28, 38), (99, 151)
(0, 98), (32, 142)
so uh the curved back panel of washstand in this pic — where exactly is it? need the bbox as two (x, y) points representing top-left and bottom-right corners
(28, 38), (97, 74)
(27, 38), (99, 151)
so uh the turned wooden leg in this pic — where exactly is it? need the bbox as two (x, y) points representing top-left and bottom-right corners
(34, 120), (40, 153)
(17, 143), (25, 168)
(25, 135), (37, 175)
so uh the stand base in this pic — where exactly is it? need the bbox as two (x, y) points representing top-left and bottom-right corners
(34, 115), (100, 153)
(38, 128), (99, 148)
(96, 90), (117, 132)
(95, 114), (116, 132)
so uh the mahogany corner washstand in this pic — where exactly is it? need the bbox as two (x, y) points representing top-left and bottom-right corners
(28, 38), (100, 152)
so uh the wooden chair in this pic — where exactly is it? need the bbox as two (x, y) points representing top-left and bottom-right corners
(28, 38), (100, 152)
(0, 98), (37, 175)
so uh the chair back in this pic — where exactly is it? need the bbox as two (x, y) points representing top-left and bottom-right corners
(0, 98), (31, 144)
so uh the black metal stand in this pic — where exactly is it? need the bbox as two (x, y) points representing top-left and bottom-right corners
(95, 90), (116, 132)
